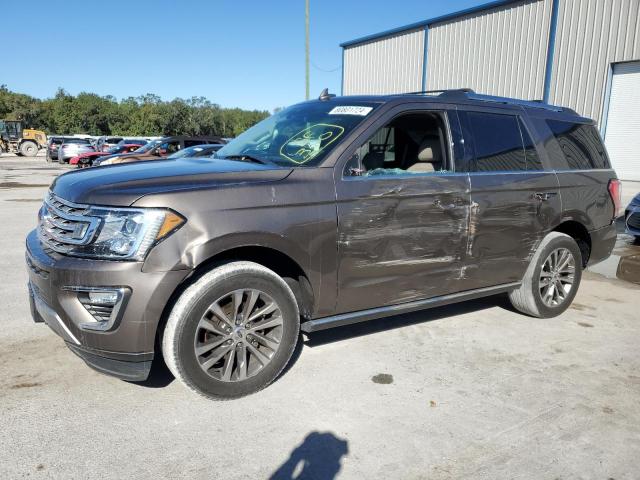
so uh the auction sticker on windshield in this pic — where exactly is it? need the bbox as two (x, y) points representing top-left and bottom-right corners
(279, 123), (344, 164)
(328, 106), (373, 116)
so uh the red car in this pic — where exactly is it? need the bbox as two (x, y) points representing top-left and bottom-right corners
(70, 144), (142, 167)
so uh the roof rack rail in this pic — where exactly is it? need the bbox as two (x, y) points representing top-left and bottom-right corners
(399, 88), (571, 113)
(401, 88), (475, 98)
(465, 92), (564, 112)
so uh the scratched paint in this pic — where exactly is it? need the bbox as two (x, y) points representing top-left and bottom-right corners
(336, 174), (470, 312)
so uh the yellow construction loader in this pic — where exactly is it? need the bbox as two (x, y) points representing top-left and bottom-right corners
(0, 120), (47, 156)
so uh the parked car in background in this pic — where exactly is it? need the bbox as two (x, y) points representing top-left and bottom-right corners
(116, 138), (148, 147)
(26, 90), (619, 399)
(70, 144), (143, 168)
(57, 138), (95, 163)
(625, 193), (640, 240)
(96, 136), (124, 152)
(94, 135), (224, 166)
(166, 144), (224, 159)
(46, 137), (66, 162)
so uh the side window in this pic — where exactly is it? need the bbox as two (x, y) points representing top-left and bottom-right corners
(184, 140), (204, 147)
(349, 112), (451, 176)
(466, 112), (526, 172)
(545, 120), (610, 170)
(518, 118), (543, 171)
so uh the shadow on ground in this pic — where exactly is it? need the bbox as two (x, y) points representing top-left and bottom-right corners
(269, 431), (348, 480)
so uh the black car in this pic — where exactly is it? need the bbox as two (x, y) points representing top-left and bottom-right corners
(46, 136), (66, 162)
(26, 89), (619, 399)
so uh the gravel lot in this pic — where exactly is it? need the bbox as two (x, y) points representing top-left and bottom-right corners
(1, 154), (639, 479)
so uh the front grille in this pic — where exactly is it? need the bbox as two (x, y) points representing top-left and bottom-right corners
(38, 192), (100, 255)
(627, 212), (640, 230)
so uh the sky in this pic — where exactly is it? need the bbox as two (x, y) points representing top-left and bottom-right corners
(2, 0), (486, 112)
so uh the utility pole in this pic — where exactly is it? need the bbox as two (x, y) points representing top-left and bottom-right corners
(305, 0), (310, 100)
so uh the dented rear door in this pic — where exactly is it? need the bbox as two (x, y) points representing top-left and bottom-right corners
(457, 107), (562, 289)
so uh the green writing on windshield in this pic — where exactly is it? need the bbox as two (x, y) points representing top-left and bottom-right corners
(279, 123), (345, 164)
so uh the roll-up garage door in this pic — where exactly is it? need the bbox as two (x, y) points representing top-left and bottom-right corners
(605, 61), (640, 181)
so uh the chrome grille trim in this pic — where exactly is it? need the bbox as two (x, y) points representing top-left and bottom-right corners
(38, 192), (101, 254)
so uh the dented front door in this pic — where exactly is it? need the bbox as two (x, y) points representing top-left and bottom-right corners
(334, 172), (470, 313)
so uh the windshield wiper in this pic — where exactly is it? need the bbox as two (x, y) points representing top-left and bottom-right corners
(219, 154), (274, 166)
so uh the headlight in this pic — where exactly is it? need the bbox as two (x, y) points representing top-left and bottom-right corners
(61, 207), (184, 260)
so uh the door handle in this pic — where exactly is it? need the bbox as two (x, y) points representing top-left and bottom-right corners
(533, 192), (557, 201)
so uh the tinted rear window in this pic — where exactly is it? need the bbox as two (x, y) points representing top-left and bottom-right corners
(545, 120), (609, 169)
(465, 112), (541, 172)
(64, 138), (91, 144)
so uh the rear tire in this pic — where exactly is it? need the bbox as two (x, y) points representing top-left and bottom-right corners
(509, 232), (582, 318)
(20, 141), (38, 157)
(162, 261), (300, 399)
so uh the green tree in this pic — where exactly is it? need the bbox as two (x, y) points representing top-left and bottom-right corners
(0, 87), (269, 138)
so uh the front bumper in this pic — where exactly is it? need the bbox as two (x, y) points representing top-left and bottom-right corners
(26, 229), (189, 381)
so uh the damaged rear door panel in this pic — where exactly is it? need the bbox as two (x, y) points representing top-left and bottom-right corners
(456, 107), (562, 288)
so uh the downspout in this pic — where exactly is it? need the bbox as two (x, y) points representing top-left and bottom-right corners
(542, 0), (560, 103)
(341, 47), (345, 95)
(421, 25), (430, 91)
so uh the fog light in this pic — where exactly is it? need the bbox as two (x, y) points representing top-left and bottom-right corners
(88, 290), (119, 305)
(63, 286), (130, 332)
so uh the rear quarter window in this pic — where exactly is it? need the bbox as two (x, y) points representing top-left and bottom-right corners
(544, 120), (610, 170)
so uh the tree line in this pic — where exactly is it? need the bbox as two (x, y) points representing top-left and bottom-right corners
(0, 86), (270, 138)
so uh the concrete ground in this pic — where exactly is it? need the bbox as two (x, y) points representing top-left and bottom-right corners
(0, 154), (639, 480)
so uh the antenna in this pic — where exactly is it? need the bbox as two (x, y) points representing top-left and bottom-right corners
(319, 88), (336, 101)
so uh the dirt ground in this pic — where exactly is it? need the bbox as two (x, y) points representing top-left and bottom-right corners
(1, 154), (639, 479)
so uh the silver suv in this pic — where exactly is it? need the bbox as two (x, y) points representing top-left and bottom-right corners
(57, 138), (95, 163)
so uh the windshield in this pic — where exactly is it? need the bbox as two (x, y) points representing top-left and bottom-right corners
(107, 145), (129, 154)
(134, 139), (161, 153)
(168, 145), (206, 159)
(216, 101), (378, 167)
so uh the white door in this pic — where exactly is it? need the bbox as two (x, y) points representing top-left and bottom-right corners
(605, 61), (640, 181)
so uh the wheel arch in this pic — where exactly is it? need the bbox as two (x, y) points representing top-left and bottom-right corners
(154, 244), (316, 356)
(552, 220), (591, 267)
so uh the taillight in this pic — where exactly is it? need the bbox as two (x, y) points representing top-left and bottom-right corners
(608, 178), (622, 219)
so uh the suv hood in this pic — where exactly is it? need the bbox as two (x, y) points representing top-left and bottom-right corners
(51, 158), (293, 205)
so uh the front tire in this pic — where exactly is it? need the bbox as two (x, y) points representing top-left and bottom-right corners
(162, 261), (300, 399)
(509, 232), (582, 318)
(20, 141), (38, 157)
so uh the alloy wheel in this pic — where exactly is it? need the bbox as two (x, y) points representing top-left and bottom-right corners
(194, 289), (283, 382)
(539, 247), (576, 307)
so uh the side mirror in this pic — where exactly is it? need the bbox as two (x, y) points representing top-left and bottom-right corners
(345, 153), (363, 176)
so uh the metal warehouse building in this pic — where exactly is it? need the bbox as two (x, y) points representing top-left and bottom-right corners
(340, 0), (640, 180)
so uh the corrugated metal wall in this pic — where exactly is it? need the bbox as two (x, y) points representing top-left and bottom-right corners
(549, 0), (640, 124)
(426, 0), (552, 100)
(342, 28), (425, 95)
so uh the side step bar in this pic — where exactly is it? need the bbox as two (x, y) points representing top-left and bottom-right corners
(300, 282), (521, 333)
